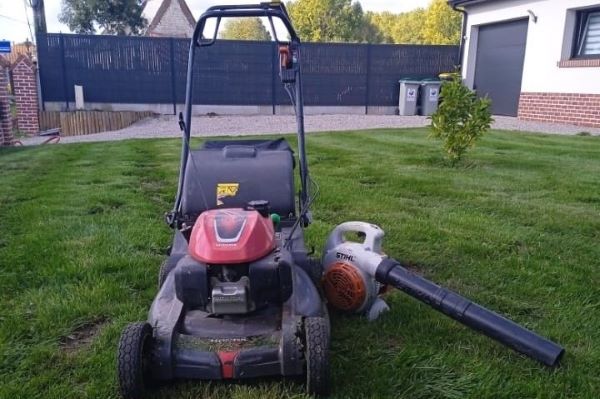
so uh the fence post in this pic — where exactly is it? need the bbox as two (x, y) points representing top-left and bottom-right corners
(169, 38), (177, 116)
(364, 43), (372, 115)
(0, 59), (15, 146)
(35, 33), (45, 111)
(271, 42), (277, 115)
(59, 34), (69, 111)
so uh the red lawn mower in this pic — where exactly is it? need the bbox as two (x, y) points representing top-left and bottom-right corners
(118, 3), (330, 398)
(117, 3), (564, 398)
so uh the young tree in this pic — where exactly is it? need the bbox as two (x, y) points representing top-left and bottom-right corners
(220, 18), (272, 41)
(59, 0), (147, 35)
(287, 0), (369, 42)
(430, 74), (493, 164)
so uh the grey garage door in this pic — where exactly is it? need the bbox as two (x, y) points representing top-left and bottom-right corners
(473, 19), (528, 116)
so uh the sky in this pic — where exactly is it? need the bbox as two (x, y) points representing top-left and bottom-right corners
(0, 0), (431, 44)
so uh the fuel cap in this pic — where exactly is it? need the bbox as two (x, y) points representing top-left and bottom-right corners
(246, 200), (270, 217)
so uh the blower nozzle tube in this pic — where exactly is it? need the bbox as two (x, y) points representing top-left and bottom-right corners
(375, 258), (564, 367)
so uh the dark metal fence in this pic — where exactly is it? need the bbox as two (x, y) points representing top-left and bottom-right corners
(37, 33), (458, 113)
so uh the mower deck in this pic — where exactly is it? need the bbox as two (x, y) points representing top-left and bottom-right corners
(169, 305), (298, 380)
(146, 227), (323, 382)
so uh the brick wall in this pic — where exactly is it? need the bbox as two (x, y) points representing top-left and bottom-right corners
(0, 59), (14, 146)
(518, 92), (600, 129)
(11, 55), (39, 135)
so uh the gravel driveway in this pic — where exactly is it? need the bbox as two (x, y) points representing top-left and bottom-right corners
(20, 114), (600, 145)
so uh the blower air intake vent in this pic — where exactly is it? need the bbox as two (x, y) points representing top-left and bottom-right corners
(322, 262), (366, 312)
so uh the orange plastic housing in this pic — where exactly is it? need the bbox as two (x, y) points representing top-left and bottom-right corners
(322, 262), (367, 312)
(188, 208), (275, 265)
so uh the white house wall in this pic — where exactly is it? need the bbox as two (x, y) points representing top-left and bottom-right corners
(461, 0), (600, 127)
(462, 0), (600, 94)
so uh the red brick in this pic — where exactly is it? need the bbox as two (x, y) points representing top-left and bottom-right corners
(10, 57), (39, 136)
(518, 92), (600, 128)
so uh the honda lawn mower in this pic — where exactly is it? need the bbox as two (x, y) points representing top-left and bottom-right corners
(117, 2), (564, 398)
(117, 3), (330, 399)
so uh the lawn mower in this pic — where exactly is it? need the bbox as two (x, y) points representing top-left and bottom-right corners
(117, 2), (564, 398)
(118, 3), (330, 398)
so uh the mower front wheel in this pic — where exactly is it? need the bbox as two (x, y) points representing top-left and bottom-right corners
(304, 317), (331, 397)
(117, 322), (154, 399)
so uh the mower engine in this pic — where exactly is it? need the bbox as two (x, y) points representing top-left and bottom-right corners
(175, 202), (292, 316)
(322, 222), (390, 321)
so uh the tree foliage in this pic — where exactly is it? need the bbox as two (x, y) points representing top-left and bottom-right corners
(374, 9), (428, 44)
(423, 0), (462, 44)
(430, 74), (493, 164)
(286, 0), (460, 44)
(59, 0), (147, 35)
(220, 18), (272, 41)
(287, 0), (368, 42)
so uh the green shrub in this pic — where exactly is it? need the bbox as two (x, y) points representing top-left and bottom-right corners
(430, 74), (493, 164)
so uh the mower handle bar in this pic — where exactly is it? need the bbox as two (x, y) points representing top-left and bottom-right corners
(192, 3), (299, 46)
(206, 1), (292, 17)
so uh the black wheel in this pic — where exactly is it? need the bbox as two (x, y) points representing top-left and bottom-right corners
(158, 259), (176, 288)
(304, 317), (331, 397)
(117, 322), (154, 399)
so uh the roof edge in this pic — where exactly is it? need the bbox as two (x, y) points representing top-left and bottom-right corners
(448, 0), (505, 8)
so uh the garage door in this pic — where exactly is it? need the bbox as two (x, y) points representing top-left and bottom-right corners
(473, 19), (528, 116)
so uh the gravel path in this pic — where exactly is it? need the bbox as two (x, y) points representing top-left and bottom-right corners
(20, 114), (600, 145)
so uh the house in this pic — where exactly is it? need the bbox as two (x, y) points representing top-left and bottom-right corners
(449, 0), (600, 128)
(0, 41), (36, 65)
(143, 0), (196, 38)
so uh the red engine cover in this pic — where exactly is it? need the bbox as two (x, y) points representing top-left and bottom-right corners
(188, 208), (275, 264)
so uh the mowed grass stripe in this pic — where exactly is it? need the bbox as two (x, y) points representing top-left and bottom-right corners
(0, 141), (173, 397)
(0, 128), (599, 398)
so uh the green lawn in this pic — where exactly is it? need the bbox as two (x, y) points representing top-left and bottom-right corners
(1, 128), (599, 399)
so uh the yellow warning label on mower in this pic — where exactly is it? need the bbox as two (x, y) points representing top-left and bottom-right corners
(217, 183), (239, 205)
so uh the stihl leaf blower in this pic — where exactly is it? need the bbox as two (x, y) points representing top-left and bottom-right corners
(322, 222), (565, 367)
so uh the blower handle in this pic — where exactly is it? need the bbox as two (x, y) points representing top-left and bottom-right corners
(375, 258), (565, 367)
(324, 222), (384, 254)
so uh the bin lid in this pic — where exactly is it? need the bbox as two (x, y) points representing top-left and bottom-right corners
(398, 79), (422, 84)
(439, 72), (458, 81)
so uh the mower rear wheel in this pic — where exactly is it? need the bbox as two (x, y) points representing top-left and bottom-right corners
(117, 322), (154, 399)
(304, 317), (331, 397)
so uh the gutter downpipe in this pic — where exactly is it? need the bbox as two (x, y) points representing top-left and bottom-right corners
(452, 3), (468, 73)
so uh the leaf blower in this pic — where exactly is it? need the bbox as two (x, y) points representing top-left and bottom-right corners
(322, 222), (565, 367)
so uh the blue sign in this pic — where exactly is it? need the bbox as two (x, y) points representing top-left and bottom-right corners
(0, 41), (11, 54)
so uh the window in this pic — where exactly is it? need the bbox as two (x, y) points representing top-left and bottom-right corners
(574, 8), (600, 58)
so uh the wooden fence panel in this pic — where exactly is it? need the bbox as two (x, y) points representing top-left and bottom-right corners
(39, 110), (153, 136)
